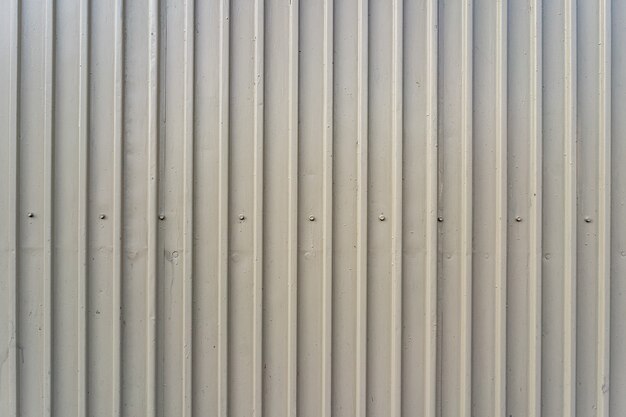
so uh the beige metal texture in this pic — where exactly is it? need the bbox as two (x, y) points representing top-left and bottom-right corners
(0, 0), (624, 416)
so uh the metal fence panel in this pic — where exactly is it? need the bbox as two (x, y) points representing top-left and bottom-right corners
(1, 0), (624, 416)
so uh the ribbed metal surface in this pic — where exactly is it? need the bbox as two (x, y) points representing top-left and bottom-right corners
(0, 0), (624, 416)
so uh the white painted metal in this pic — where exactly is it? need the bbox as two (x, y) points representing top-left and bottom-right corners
(1, 0), (625, 416)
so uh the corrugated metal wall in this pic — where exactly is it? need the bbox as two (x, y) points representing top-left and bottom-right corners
(0, 0), (625, 416)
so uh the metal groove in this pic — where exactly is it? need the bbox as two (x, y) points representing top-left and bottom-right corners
(146, 0), (160, 415)
(322, 0), (333, 416)
(287, 1), (299, 416)
(43, 1), (54, 415)
(459, 1), (473, 416)
(596, 0), (611, 415)
(217, 0), (230, 416)
(425, 0), (438, 415)
(252, 0), (264, 415)
(182, 0), (194, 415)
(355, 0), (368, 415)
(563, 0), (577, 415)
(77, 0), (89, 415)
(528, 0), (542, 415)
(112, 1), (124, 415)
(494, 0), (507, 415)
(390, 1), (403, 417)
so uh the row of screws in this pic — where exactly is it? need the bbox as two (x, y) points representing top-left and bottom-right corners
(26, 212), (156, 220)
(22, 212), (598, 224)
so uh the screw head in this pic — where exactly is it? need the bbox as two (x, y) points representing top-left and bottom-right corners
(515, 216), (522, 222)
(308, 215), (315, 221)
(159, 214), (165, 221)
(99, 214), (106, 220)
(27, 212), (34, 218)
(239, 214), (245, 221)
(437, 216), (444, 222)
(379, 214), (386, 221)
(584, 217), (592, 223)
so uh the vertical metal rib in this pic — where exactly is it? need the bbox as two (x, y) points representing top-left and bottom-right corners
(596, 0), (611, 415)
(562, 0), (577, 415)
(494, 0), (507, 415)
(112, 1), (124, 415)
(77, 0), (89, 415)
(182, 0), (195, 415)
(252, 0), (264, 415)
(322, 0), (333, 416)
(390, 0), (403, 416)
(355, 0), (368, 415)
(528, 0), (542, 415)
(217, 0), (230, 416)
(425, 0), (438, 415)
(287, 1), (299, 416)
(43, 1), (54, 415)
(3, 0), (20, 414)
(460, 0), (473, 416)
(146, 0), (159, 415)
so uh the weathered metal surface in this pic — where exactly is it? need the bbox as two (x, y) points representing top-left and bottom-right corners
(0, 0), (624, 416)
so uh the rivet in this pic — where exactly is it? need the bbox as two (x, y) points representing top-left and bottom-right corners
(27, 212), (34, 218)
(437, 216), (443, 222)
(515, 216), (522, 222)
(584, 217), (592, 223)
(99, 214), (106, 220)
(239, 214), (245, 221)
(309, 215), (315, 221)
(379, 214), (386, 221)
(159, 214), (166, 221)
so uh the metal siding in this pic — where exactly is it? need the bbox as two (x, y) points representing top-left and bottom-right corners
(0, 0), (624, 416)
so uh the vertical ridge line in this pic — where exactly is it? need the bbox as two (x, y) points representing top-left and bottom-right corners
(182, 0), (195, 415)
(460, 0), (473, 416)
(596, 0), (611, 414)
(355, 0), (368, 415)
(43, 0), (54, 415)
(217, 0), (230, 416)
(425, 0), (438, 415)
(322, 0), (333, 416)
(112, 0), (124, 415)
(562, 0), (577, 415)
(146, 0), (159, 415)
(287, 1), (299, 415)
(4, 0), (20, 414)
(528, 0), (543, 415)
(252, 0), (264, 415)
(494, 0), (507, 415)
(77, 0), (89, 414)
(390, 0), (403, 416)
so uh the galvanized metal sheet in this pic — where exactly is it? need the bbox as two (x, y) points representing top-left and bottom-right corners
(0, 0), (624, 416)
